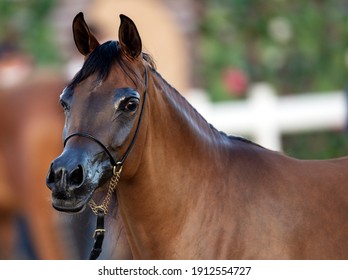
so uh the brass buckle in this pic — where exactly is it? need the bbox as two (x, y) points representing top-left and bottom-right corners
(93, 228), (106, 239)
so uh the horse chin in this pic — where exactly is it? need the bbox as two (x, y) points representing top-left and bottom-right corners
(52, 191), (92, 214)
(51, 196), (89, 214)
(53, 204), (86, 214)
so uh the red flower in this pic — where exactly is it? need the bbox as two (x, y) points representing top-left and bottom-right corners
(222, 68), (248, 96)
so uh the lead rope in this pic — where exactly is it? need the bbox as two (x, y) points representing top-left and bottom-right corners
(88, 164), (123, 260)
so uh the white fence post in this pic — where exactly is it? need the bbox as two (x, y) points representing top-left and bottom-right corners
(248, 83), (282, 151)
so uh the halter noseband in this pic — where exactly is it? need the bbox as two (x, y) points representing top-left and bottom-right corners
(63, 66), (148, 260)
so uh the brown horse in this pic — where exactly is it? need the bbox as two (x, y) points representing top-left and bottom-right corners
(46, 12), (348, 259)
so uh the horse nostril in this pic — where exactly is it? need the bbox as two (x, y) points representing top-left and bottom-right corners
(46, 164), (56, 189)
(69, 165), (84, 188)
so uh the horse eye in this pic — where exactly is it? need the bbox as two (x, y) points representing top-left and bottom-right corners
(60, 100), (69, 111)
(124, 98), (139, 112)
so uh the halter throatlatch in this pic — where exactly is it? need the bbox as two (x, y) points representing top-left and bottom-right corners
(63, 67), (148, 260)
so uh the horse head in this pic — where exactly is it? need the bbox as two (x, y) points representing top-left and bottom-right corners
(46, 13), (148, 213)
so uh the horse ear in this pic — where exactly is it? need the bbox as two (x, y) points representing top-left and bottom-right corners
(118, 14), (142, 59)
(72, 12), (100, 56)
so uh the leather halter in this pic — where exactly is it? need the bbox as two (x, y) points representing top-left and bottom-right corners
(63, 66), (148, 259)
(63, 66), (148, 171)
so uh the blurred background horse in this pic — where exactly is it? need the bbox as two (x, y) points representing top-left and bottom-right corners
(0, 46), (98, 259)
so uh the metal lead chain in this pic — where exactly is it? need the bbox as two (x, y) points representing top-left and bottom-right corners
(88, 164), (123, 215)
(88, 164), (122, 260)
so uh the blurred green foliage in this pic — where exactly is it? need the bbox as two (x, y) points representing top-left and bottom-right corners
(0, 0), (61, 65)
(283, 130), (348, 159)
(200, 0), (348, 101)
(200, 0), (348, 158)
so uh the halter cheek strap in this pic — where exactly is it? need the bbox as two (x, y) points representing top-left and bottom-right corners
(63, 66), (148, 260)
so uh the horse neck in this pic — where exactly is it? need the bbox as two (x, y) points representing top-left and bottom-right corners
(145, 69), (226, 172)
(153, 70), (225, 145)
(117, 69), (229, 258)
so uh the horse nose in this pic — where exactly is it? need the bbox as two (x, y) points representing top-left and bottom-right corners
(46, 160), (85, 191)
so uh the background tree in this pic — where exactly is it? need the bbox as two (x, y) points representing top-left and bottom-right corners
(0, 0), (60, 65)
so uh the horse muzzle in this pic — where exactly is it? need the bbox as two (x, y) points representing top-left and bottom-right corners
(46, 148), (108, 213)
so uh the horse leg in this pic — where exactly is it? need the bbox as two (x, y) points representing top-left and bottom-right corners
(0, 155), (18, 259)
(0, 212), (17, 259)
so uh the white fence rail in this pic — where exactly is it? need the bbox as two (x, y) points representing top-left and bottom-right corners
(188, 83), (347, 151)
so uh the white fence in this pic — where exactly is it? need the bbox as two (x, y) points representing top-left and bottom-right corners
(187, 83), (347, 151)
